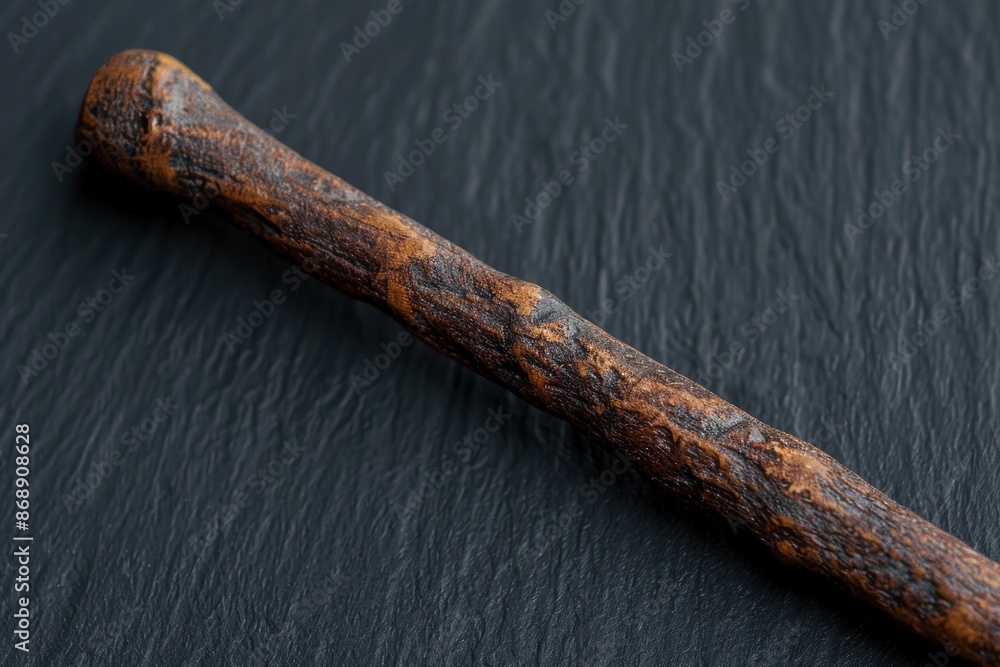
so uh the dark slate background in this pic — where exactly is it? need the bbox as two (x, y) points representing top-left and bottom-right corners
(1, 1), (998, 665)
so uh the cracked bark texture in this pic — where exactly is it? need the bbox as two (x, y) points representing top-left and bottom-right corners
(77, 50), (1000, 665)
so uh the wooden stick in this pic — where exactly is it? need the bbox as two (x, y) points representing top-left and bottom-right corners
(77, 50), (1000, 664)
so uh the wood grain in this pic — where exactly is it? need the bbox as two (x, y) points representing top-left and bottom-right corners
(77, 50), (1000, 665)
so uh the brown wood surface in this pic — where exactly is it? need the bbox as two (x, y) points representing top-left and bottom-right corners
(76, 50), (1000, 665)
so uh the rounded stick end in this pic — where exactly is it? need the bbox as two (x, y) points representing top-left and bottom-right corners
(76, 50), (214, 193)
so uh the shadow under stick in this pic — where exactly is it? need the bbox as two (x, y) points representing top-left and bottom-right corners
(77, 50), (1000, 665)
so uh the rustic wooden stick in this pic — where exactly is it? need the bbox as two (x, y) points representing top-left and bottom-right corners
(77, 50), (1000, 664)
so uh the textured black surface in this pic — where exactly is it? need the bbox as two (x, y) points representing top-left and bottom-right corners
(1, 1), (999, 665)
